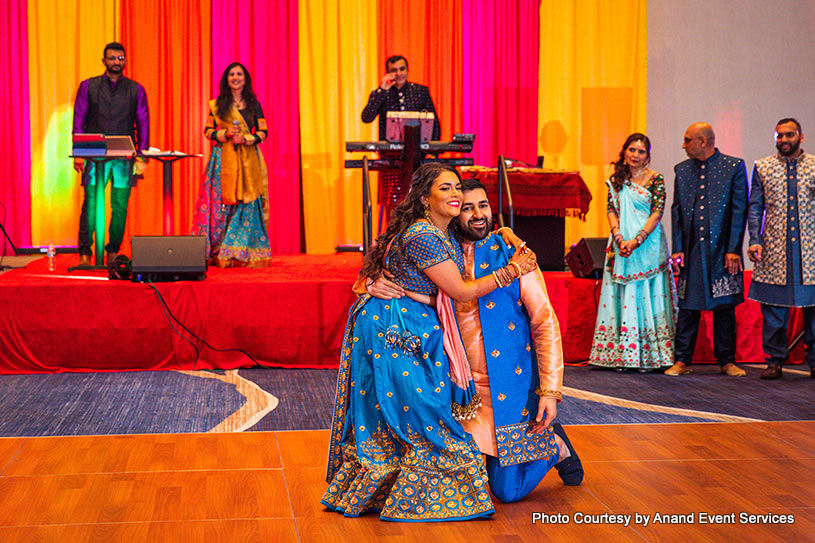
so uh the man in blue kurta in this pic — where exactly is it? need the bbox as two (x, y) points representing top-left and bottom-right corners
(747, 118), (815, 380)
(667, 122), (748, 377)
(365, 178), (583, 502)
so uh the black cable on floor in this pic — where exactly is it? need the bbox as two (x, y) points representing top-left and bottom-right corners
(144, 280), (262, 369)
(145, 281), (202, 367)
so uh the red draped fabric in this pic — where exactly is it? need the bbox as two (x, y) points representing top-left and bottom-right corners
(461, 167), (592, 217)
(0, 254), (361, 373)
(0, 0), (31, 255)
(120, 0), (212, 244)
(463, 0), (540, 167)
(211, 0), (301, 253)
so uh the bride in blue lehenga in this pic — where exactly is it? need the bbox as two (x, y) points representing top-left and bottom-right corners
(323, 163), (537, 521)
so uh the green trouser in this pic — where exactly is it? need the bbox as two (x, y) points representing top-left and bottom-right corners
(77, 159), (132, 256)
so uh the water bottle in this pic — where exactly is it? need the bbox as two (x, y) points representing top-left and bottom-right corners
(47, 244), (56, 271)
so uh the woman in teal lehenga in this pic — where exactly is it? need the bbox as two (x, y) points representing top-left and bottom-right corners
(589, 133), (677, 370)
(323, 164), (537, 521)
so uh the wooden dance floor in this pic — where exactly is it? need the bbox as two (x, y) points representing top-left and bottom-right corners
(0, 422), (812, 542)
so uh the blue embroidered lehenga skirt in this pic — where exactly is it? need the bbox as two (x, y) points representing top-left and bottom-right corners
(191, 146), (271, 265)
(323, 295), (495, 522)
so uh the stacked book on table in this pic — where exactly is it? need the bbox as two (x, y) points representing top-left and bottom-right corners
(72, 133), (106, 157)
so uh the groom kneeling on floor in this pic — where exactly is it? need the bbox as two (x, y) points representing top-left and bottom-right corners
(365, 177), (583, 502)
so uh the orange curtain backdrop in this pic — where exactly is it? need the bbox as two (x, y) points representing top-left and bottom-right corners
(538, 0), (647, 247)
(27, 0), (120, 247)
(377, 0), (463, 141)
(299, 0), (379, 254)
(120, 0), (211, 244)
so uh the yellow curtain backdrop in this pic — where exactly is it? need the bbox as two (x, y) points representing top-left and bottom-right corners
(28, 0), (120, 246)
(538, 0), (647, 247)
(299, 0), (379, 254)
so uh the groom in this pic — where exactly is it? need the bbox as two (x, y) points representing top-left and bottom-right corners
(365, 177), (583, 502)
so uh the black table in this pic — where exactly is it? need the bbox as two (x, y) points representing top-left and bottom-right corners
(142, 152), (202, 234)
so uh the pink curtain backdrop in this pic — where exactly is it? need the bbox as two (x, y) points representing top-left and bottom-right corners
(0, 0), (31, 254)
(212, 0), (301, 253)
(463, 0), (540, 168)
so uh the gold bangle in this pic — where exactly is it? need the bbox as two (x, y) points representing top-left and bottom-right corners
(535, 387), (562, 401)
(492, 271), (503, 288)
(509, 261), (523, 278)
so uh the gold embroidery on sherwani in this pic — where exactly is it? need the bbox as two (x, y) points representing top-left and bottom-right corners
(753, 154), (815, 285)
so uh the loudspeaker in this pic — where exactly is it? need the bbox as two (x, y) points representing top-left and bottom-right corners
(566, 237), (607, 279)
(131, 235), (207, 282)
(510, 215), (566, 271)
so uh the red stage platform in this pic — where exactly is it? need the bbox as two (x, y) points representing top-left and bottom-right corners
(0, 255), (799, 374)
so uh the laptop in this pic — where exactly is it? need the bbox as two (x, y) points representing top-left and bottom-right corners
(105, 135), (137, 157)
(131, 236), (207, 275)
(386, 111), (435, 143)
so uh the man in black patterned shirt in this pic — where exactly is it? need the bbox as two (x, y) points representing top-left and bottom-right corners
(361, 55), (441, 141)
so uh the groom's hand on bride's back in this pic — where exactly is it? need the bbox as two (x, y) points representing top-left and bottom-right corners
(368, 271), (405, 299)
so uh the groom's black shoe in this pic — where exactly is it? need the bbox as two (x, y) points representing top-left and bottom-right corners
(552, 423), (584, 486)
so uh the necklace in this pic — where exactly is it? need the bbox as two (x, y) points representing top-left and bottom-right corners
(630, 166), (647, 179)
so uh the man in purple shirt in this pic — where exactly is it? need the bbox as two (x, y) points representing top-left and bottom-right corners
(73, 42), (149, 266)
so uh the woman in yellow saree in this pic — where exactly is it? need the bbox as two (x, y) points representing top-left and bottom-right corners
(192, 62), (271, 267)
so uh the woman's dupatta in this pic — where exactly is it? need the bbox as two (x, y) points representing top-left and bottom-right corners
(208, 99), (267, 206)
(607, 177), (668, 284)
(436, 289), (481, 421)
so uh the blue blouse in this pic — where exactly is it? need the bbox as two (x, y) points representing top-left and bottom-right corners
(384, 221), (464, 295)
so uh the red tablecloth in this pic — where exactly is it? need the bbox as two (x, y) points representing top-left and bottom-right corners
(461, 167), (592, 218)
